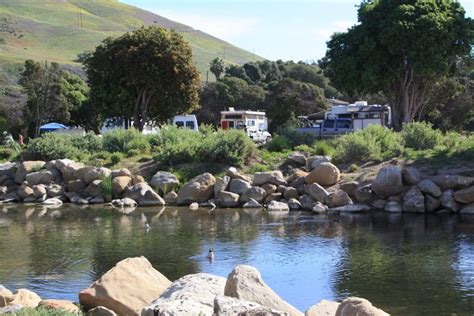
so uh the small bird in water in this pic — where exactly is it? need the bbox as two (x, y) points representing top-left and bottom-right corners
(207, 249), (214, 262)
(144, 221), (151, 233)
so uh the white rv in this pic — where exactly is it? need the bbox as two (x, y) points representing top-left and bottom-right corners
(172, 115), (199, 131)
(220, 108), (271, 143)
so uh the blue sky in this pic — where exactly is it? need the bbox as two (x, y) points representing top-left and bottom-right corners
(121, 0), (474, 62)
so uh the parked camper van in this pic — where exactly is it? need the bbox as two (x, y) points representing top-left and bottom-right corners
(220, 108), (271, 143)
(297, 101), (391, 137)
(100, 117), (159, 135)
(172, 115), (199, 131)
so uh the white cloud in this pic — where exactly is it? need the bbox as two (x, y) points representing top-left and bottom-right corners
(310, 20), (354, 39)
(151, 9), (259, 40)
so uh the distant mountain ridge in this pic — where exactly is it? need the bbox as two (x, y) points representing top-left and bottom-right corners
(0, 0), (262, 79)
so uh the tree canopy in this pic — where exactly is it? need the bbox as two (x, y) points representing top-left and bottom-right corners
(84, 26), (200, 131)
(321, 0), (473, 129)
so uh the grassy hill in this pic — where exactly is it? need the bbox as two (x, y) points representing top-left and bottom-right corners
(0, 0), (262, 84)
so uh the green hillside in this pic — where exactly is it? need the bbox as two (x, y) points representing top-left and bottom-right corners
(0, 0), (262, 81)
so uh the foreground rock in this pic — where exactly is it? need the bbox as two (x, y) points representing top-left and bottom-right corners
(335, 297), (389, 316)
(124, 182), (165, 206)
(142, 273), (225, 316)
(79, 256), (171, 315)
(177, 173), (216, 205)
(305, 162), (340, 186)
(267, 200), (290, 213)
(214, 295), (286, 315)
(4, 289), (41, 308)
(38, 299), (80, 313)
(305, 300), (340, 316)
(224, 264), (303, 316)
(372, 166), (404, 198)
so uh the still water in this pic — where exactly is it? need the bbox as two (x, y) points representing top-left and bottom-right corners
(0, 204), (473, 315)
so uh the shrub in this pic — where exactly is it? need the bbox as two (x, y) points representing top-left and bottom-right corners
(102, 129), (150, 153)
(23, 133), (81, 161)
(267, 135), (290, 152)
(126, 149), (140, 157)
(0, 147), (14, 160)
(99, 175), (112, 201)
(313, 140), (335, 156)
(402, 122), (442, 150)
(110, 152), (123, 165)
(154, 125), (256, 166)
(273, 127), (317, 149)
(69, 132), (103, 152)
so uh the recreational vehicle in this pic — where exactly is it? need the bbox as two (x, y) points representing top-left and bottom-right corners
(172, 115), (199, 131)
(220, 108), (271, 143)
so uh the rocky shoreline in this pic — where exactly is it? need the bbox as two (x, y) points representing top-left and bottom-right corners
(0, 256), (389, 315)
(0, 153), (473, 215)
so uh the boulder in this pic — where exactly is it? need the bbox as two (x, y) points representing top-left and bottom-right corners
(243, 198), (263, 208)
(402, 186), (425, 213)
(15, 161), (45, 184)
(262, 183), (278, 195)
(7, 289), (41, 308)
(355, 184), (375, 203)
(284, 187), (299, 200)
(214, 295), (286, 315)
(150, 171), (179, 192)
(112, 176), (131, 197)
(372, 166), (404, 198)
(267, 201), (290, 213)
(312, 202), (328, 213)
(25, 170), (54, 186)
(453, 186), (474, 204)
(340, 181), (358, 198)
(38, 299), (80, 313)
(329, 204), (370, 213)
(305, 162), (340, 186)
(290, 177), (306, 194)
(85, 180), (102, 197)
(308, 183), (329, 203)
(164, 191), (178, 205)
(125, 182), (165, 206)
(307, 155), (331, 170)
(441, 190), (460, 212)
(131, 175), (145, 185)
(287, 170), (309, 184)
(241, 186), (267, 203)
(229, 179), (252, 195)
(17, 186), (34, 200)
(218, 191), (241, 208)
(214, 175), (231, 198)
(305, 300), (340, 316)
(0, 162), (16, 177)
(431, 175), (474, 190)
(73, 166), (96, 183)
(224, 265), (303, 316)
(0, 285), (12, 307)
(47, 184), (64, 197)
(288, 152), (307, 166)
(418, 179), (442, 198)
(327, 190), (353, 208)
(226, 167), (252, 182)
(79, 256), (171, 316)
(265, 193), (282, 203)
(177, 173), (216, 205)
(460, 203), (474, 214)
(83, 167), (112, 184)
(68, 179), (86, 195)
(277, 185), (287, 194)
(288, 198), (301, 210)
(299, 194), (314, 211)
(86, 306), (117, 316)
(55, 159), (83, 182)
(335, 297), (389, 316)
(402, 167), (421, 185)
(111, 168), (131, 178)
(253, 171), (287, 186)
(425, 194), (441, 213)
(384, 201), (402, 213)
(32, 185), (47, 198)
(141, 273), (226, 316)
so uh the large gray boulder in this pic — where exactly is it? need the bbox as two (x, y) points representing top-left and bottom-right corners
(25, 170), (54, 186)
(267, 200), (290, 213)
(224, 265), (303, 316)
(425, 194), (441, 212)
(453, 186), (474, 204)
(288, 152), (307, 166)
(177, 173), (216, 205)
(229, 179), (252, 195)
(214, 175), (231, 198)
(305, 162), (340, 186)
(402, 167), (421, 185)
(68, 179), (86, 195)
(284, 187), (299, 200)
(441, 190), (460, 212)
(431, 175), (474, 190)
(308, 183), (329, 203)
(402, 186), (425, 213)
(112, 176), (131, 198)
(418, 179), (442, 198)
(141, 273), (226, 316)
(15, 161), (46, 184)
(83, 167), (112, 185)
(299, 194), (314, 211)
(307, 155), (331, 170)
(372, 166), (404, 198)
(218, 191), (240, 208)
(150, 171), (179, 192)
(84, 180), (102, 198)
(335, 297), (389, 316)
(327, 190), (353, 208)
(241, 186), (267, 203)
(125, 182), (165, 206)
(253, 171), (287, 186)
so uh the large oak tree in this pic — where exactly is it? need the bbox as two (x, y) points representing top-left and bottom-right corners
(85, 26), (200, 131)
(321, 0), (473, 130)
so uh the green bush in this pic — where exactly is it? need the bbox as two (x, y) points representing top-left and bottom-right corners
(0, 147), (14, 160)
(100, 175), (112, 201)
(154, 125), (256, 166)
(126, 149), (140, 157)
(334, 125), (402, 163)
(102, 129), (150, 153)
(313, 140), (335, 156)
(69, 132), (103, 152)
(402, 122), (442, 150)
(110, 152), (122, 165)
(267, 135), (290, 152)
(23, 133), (81, 161)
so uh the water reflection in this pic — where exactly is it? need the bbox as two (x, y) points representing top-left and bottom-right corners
(0, 205), (473, 314)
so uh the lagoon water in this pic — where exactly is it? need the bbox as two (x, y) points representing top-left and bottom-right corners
(1, 205), (473, 315)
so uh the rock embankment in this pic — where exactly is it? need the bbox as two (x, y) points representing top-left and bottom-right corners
(0, 154), (473, 214)
(1, 256), (389, 315)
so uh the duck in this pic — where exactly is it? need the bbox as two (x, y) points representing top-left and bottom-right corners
(207, 249), (214, 261)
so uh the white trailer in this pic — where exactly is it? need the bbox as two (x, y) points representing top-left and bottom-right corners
(220, 108), (271, 143)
